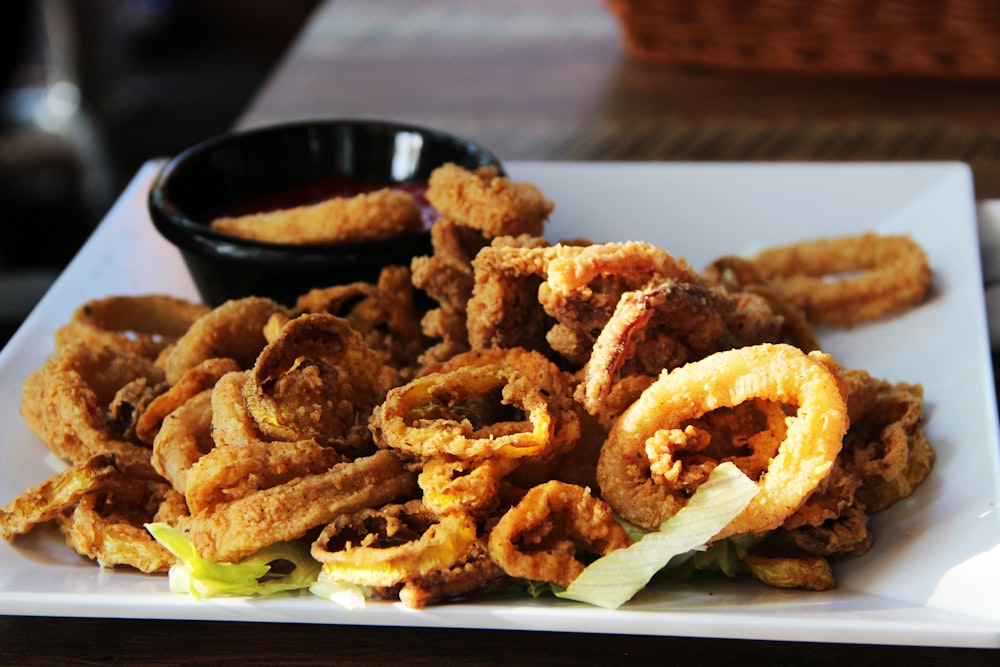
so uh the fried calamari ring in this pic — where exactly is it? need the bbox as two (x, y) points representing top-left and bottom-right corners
(185, 449), (418, 562)
(20, 342), (164, 478)
(150, 388), (215, 494)
(426, 164), (553, 238)
(56, 477), (186, 573)
(54, 294), (209, 359)
(136, 357), (240, 445)
(417, 455), (518, 519)
(311, 500), (478, 588)
(0, 453), (118, 540)
(575, 279), (734, 416)
(244, 313), (398, 452)
(160, 297), (289, 385)
(487, 480), (632, 587)
(209, 370), (265, 447)
(210, 188), (422, 245)
(748, 232), (932, 327)
(183, 438), (345, 514)
(597, 343), (848, 538)
(389, 538), (510, 609)
(374, 366), (555, 459)
(296, 266), (426, 376)
(371, 347), (579, 461)
(539, 242), (702, 366)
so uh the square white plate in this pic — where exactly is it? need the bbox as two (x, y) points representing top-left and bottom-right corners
(1, 161), (998, 647)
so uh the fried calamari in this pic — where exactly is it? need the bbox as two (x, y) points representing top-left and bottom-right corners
(5, 163), (937, 606)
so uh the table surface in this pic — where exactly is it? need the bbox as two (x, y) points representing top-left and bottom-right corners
(3, 0), (999, 663)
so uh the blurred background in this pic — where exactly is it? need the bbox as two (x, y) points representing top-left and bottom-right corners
(0, 0), (319, 345)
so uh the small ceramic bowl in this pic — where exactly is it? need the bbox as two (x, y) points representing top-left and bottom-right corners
(148, 119), (503, 306)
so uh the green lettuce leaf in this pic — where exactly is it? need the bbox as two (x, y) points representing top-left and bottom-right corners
(146, 522), (320, 599)
(555, 462), (759, 609)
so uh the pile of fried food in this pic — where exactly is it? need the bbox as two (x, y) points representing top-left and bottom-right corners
(1, 163), (936, 609)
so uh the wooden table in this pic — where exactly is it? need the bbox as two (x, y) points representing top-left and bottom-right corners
(2, 1), (998, 664)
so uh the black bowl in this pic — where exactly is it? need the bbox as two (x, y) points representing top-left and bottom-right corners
(148, 119), (503, 307)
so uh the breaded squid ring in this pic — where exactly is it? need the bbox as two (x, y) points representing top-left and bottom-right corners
(19, 342), (164, 478)
(487, 480), (632, 586)
(371, 347), (580, 461)
(54, 294), (209, 359)
(244, 313), (398, 452)
(597, 343), (848, 538)
(311, 500), (478, 588)
(373, 365), (556, 459)
(417, 455), (518, 519)
(748, 232), (932, 327)
(160, 297), (289, 385)
(56, 477), (187, 573)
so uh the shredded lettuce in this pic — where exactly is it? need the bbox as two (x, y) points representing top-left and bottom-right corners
(146, 522), (320, 599)
(309, 570), (373, 610)
(555, 462), (759, 609)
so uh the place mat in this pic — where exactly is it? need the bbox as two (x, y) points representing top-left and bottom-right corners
(480, 116), (1000, 199)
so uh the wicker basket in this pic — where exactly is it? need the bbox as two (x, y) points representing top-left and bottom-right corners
(605, 0), (1000, 79)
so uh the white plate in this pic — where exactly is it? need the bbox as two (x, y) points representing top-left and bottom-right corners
(1, 161), (998, 647)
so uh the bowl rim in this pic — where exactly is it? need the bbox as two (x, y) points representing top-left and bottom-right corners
(147, 117), (504, 259)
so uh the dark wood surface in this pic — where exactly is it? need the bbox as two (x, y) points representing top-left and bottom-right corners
(3, 1), (998, 663)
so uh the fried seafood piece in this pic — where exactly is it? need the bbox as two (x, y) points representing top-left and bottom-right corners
(209, 370), (265, 447)
(417, 455), (518, 520)
(210, 188), (422, 245)
(312, 499), (477, 586)
(296, 265), (426, 377)
(575, 279), (737, 416)
(411, 217), (487, 312)
(150, 388), (215, 494)
(783, 503), (872, 558)
(243, 313), (399, 453)
(487, 480), (632, 587)
(703, 255), (820, 351)
(371, 347), (580, 461)
(160, 296), (289, 385)
(57, 476), (187, 573)
(539, 241), (703, 366)
(746, 232), (933, 327)
(136, 357), (240, 445)
(20, 342), (165, 478)
(183, 438), (345, 514)
(385, 539), (511, 609)
(0, 453), (118, 540)
(54, 294), (209, 360)
(426, 164), (553, 238)
(465, 240), (556, 353)
(184, 449), (418, 562)
(838, 371), (934, 512)
(742, 552), (835, 591)
(597, 344), (848, 538)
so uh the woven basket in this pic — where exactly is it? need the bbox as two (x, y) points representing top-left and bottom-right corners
(605, 0), (1000, 79)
